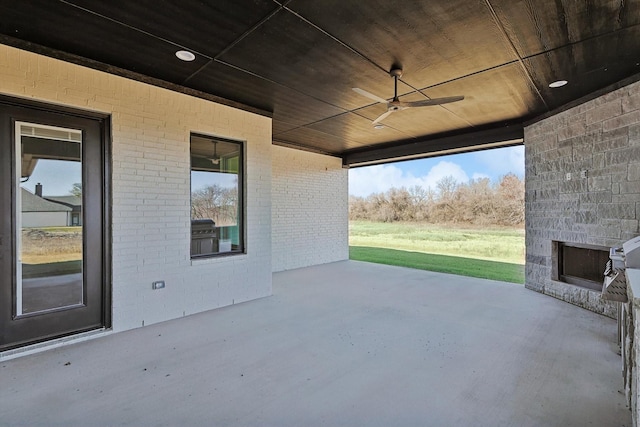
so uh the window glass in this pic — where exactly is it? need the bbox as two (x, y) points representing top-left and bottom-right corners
(190, 134), (243, 257)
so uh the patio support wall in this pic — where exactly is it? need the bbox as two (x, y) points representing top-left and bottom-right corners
(0, 44), (273, 332)
(624, 272), (640, 427)
(271, 145), (349, 272)
(524, 79), (640, 317)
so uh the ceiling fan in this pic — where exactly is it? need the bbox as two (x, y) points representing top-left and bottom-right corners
(353, 68), (464, 125)
(192, 141), (220, 165)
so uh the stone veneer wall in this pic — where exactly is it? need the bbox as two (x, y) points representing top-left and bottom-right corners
(524, 79), (640, 317)
(623, 272), (640, 427)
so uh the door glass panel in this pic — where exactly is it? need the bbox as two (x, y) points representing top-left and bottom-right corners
(16, 122), (83, 315)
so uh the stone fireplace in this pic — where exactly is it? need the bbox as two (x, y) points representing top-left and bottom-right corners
(524, 78), (640, 318)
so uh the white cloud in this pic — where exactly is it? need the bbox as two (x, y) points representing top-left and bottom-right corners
(473, 146), (524, 177)
(423, 161), (469, 188)
(349, 160), (469, 197)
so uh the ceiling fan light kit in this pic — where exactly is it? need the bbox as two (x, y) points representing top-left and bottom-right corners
(353, 68), (464, 126)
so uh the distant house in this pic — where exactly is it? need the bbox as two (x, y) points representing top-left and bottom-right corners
(44, 195), (82, 226)
(21, 186), (81, 228)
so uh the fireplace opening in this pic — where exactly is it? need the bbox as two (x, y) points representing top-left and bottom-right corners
(552, 241), (609, 291)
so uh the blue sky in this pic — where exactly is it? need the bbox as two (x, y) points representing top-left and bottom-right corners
(349, 145), (524, 197)
(21, 160), (81, 196)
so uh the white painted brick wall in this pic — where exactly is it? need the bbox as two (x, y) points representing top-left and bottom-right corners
(271, 145), (349, 272)
(0, 44), (272, 332)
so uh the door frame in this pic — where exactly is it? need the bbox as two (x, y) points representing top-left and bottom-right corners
(0, 94), (111, 351)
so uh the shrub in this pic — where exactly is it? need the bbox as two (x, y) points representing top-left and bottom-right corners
(349, 174), (524, 226)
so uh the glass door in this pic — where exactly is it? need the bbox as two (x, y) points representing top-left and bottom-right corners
(0, 101), (109, 350)
(17, 122), (84, 315)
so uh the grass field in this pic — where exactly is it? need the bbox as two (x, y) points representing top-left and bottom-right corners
(349, 221), (525, 283)
(21, 227), (82, 264)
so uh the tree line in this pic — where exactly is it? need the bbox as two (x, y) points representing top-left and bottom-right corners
(349, 173), (524, 226)
(191, 184), (238, 226)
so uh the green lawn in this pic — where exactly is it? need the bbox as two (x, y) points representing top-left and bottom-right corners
(349, 221), (525, 283)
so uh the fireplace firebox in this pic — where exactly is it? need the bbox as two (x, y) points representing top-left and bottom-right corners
(552, 241), (609, 291)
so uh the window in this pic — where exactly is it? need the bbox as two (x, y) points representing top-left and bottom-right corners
(190, 134), (244, 258)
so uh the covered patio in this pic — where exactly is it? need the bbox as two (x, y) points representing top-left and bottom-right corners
(1, 261), (629, 426)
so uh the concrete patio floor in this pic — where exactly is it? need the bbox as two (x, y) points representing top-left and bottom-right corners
(0, 260), (631, 426)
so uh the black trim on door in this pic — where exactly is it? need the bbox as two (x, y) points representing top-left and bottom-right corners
(0, 95), (111, 351)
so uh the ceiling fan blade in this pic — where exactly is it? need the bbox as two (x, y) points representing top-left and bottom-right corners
(353, 87), (389, 104)
(372, 110), (394, 125)
(192, 153), (220, 164)
(397, 95), (464, 108)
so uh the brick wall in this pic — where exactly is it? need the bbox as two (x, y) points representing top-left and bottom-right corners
(525, 79), (640, 316)
(272, 145), (349, 272)
(0, 44), (272, 331)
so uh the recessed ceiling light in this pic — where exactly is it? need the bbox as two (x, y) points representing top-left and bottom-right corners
(175, 50), (195, 61)
(549, 80), (568, 88)
(374, 124), (385, 130)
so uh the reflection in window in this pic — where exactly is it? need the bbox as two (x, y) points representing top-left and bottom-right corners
(190, 134), (244, 257)
(17, 122), (83, 314)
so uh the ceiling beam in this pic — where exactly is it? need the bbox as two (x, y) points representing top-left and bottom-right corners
(272, 139), (340, 157)
(343, 124), (524, 168)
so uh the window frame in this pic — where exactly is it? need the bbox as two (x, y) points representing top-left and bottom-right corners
(189, 132), (245, 259)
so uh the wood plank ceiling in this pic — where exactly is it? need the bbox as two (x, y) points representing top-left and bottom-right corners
(0, 0), (639, 166)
